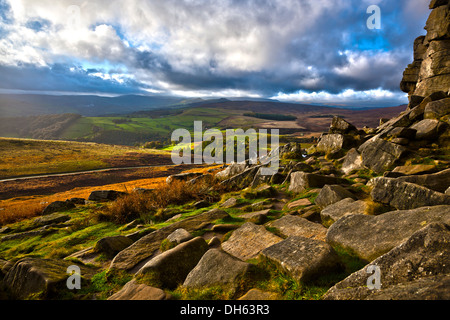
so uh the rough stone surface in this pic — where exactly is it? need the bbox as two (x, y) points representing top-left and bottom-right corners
(320, 198), (369, 228)
(183, 249), (257, 289)
(261, 236), (342, 283)
(222, 222), (283, 261)
(314, 185), (356, 209)
(3, 258), (92, 299)
(326, 205), (450, 262)
(32, 213), (71, 228)
(110, 209), (229, 271)
(395, 168), (450, 193)
(329, 116), (357, 134)
(221, 166), (261, 190)
(316, 134), (354, 155)
(392, 164), (437, 175)
(341, 148), (364, 175)
(137, 237), (209, 289)
(166, 172), (202, 184)
(216, 162), (248, 180)
(107, 279), (169, 300)
(424, 98), (450, 119)
(368, 177), (450, 210)
(324, 223), (450, 300)
(410, 119), (443, 140)
(94, 236), (134, 259)
(288, 172), (348, 194)
(88, 190), (126, 202)
(287, 198), (312, 209)
(358, 137), (407, 174)
(221, 197), (239, 208)
(166, 228), (193, 244)
(42, 201), (75, 215)
(267, 215), (327, 242)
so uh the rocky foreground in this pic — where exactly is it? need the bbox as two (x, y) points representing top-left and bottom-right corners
(0, 0), (450, 301)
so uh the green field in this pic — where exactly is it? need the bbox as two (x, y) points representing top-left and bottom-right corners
(60, 107), (247, 145)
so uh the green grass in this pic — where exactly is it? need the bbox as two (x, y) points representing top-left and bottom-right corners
(0, 208), (121, 261)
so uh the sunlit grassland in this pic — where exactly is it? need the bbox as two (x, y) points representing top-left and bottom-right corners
(0, 137), (166, 179)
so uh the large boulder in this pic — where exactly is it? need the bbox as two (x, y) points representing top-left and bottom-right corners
(324, 223), (450, 300)
(368, 177), (450, 210)
(107, 279), (170, 300)
(314, 185), (356, 209)
(320, 198), (369, 228)
(222, 222), (283, 261)
(260, 236), (342, 283)
(220, 166), (261, 190)
(42, 201), (75, 215)
(288, 172), (348, 194)
(329, 116), (357, 134)
(94, 236), (134, 259)
(88, 190), (126, 202)
(316, 134), (355, 156)
(415, 39), (450, 97)
(3, 258), (93, 299)
(166, 228), (193, 245)
(357, 137), (407, 174)
(110, 209), (229, 271)
(136, 237), (209, 289)
(267, 215), (327, 242)
(424, 98), (450, 119)
(183, 249), (258, 289)
(326, 205), (450, 262)
(166, 172), (202, 184)
(341, 148), (364, 175)
(395, 168), (450, 193)
(215, 162), (248, 180)
(410, 119), (445, 140)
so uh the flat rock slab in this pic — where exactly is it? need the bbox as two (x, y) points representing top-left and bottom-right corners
(396, 168), (450, 193)
(324, 223), (450, 300)
(108, 279), (169, 300)
(369, 177), (450, 210)
(287, 198), (312, 209)
(32, 213), (71, 228)
(326, 205), (450, 262)
(222, 222), (283, 261)
(267, 215), (327, 242)
(238, 209), (272, 220)
(392, 164), (437, 175)
(166, 228), (193, 244)
(137, 237), (209, 289)
(261, 236), (342, 283)
(320, 198), (368, 228)
(183, 249), (257, 289)
(110, 209), (229, 271)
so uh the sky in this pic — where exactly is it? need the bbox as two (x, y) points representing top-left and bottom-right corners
(0, 0), (431, 108)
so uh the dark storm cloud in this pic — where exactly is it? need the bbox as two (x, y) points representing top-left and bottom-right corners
(0, 64), (144, 94)
(0, 0), (431, 105)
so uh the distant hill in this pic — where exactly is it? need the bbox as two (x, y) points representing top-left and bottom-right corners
(0, 93), (408, 146)
(0, 94), (188, 117)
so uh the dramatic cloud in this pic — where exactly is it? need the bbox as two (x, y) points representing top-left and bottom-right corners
(0, 0), (431, 107)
